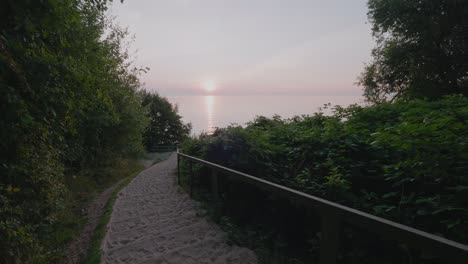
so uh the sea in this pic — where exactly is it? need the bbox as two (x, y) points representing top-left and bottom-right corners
(167, 95), (364, 135)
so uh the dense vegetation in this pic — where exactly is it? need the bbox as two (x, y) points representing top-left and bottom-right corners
(141, 91), (191, 150)
(0, 1), (187, 262)
(359, 0), (468, 103)
(179, 1), (468, 262)
(180, 96), (468, 263)
(1, 0), (466, 262)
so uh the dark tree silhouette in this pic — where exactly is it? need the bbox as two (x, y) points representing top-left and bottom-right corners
(359, 0), (468, 103)
(141, 91), (191, 150)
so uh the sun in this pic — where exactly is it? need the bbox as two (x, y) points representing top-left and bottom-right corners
(202, 80), (216, 92)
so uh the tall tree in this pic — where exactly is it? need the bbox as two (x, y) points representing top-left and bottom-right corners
(141, 91), (191, 149)
(359, 0), (468, 103)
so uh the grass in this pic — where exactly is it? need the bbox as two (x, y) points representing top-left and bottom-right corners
(83, 169), (141, 264)
(83, 152), (173, 264)
(46, 158), (145, 261)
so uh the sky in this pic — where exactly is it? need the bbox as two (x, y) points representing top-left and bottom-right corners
(110, 0), (374, 97)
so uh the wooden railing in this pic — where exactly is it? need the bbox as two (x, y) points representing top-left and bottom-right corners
(176, 151), (468, 264)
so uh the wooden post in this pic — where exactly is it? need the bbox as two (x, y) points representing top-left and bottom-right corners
(211, 169), (222, 218)
(319, 212), (340, 264)
(189, 160), (193, 197)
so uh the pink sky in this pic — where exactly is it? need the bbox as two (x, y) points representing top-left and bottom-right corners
(111, 0), (373, 97)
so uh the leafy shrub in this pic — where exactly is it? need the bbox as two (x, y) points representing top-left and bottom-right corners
(180, 95), (468, 263)
(0, 0), (148, 262)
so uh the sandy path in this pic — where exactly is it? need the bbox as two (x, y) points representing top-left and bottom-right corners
(102, 153), (257, 264)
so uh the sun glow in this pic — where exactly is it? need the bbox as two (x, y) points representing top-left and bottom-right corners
(202, 80), (217, 92)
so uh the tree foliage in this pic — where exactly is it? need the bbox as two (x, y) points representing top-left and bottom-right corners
(0, 0), (148, 262)
(359, 0), (468, 103)
(141, 91), (191, 149)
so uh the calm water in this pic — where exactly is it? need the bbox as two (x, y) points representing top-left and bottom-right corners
(167, 95), (363, 135)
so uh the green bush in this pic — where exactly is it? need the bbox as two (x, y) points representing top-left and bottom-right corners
(0, 0), (148, 262)
(180, 95), (468, 263)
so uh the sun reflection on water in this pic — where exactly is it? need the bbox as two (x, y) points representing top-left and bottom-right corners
(205, 95), (215, 134)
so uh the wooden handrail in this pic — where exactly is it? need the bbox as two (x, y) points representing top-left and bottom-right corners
(177, 151), (468, 264)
